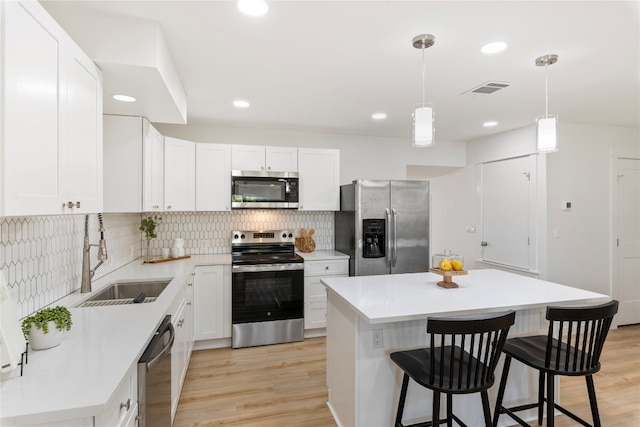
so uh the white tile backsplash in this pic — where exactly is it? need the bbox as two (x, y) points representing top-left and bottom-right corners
(1, 210), (334, 318)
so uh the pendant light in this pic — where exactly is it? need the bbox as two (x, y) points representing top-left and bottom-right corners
(412, 34), (435, 147)
(535, 54), (559, 153)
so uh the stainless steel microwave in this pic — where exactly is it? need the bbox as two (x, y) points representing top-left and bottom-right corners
(231, 171), (299, 209)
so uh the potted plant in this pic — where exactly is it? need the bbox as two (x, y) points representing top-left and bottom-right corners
(21, 305), (72, 350)
(140, 215), (161, 260)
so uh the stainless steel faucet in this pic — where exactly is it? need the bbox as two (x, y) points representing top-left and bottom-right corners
(81, 213), (108, 293)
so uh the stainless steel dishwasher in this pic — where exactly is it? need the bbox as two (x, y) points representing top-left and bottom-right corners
(138, 315), (174, 427)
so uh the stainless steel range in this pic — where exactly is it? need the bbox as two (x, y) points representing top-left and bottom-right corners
(231, 230), (304, 348)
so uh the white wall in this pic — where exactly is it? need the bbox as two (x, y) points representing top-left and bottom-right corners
(431, 121), (639, 296)
(546, 123), (639, 295)
(154, 123), (467, 184)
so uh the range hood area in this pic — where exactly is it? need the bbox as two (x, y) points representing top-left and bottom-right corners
(42, 3), (187, 125)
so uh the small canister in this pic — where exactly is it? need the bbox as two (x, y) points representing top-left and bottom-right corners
(432, 249), (464, 271)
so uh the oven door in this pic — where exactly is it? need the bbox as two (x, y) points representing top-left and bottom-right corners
(232, 263), (304, 324)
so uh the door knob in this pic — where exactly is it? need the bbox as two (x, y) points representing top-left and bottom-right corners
(481, 241), (488, 247)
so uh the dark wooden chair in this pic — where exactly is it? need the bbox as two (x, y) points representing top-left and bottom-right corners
(390, 310), (516, 427)
(492, 300), (618, 427)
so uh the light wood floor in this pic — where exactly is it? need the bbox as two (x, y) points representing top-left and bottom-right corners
(174, 325), (640, 426)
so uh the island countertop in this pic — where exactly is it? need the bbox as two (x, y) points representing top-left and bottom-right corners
(321, 268), (610, 324)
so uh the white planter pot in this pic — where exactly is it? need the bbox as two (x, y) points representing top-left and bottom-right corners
(27, 321), (64, 350)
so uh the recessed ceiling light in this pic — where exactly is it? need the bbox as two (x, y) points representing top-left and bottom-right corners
(233, 100), (250, 108)
(112, 94), (136, 103)
(372, 113), (387, 120)
(483, 121), (498, 127)
(237, 0), (268, 16)
(481, 41), (508, 54)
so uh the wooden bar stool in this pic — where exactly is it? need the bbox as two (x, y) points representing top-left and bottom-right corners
(390, 310), (515, 427)
(492, 300), (618, 427)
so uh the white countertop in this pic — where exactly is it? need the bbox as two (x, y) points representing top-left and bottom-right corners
(296, 250), (349, 261)
(321, 269), (610, 324)
(0, 255), (230, 425)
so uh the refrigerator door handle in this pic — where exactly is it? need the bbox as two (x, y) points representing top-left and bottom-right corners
(385, 208), (392, 267)
(392, 208), (398, 267)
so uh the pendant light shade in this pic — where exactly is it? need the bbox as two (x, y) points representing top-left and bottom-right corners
(413, 103), (434, 147)
(412, 34), (435, 148)
(535, 54), (559, 153)
(536, 115), (558, 153)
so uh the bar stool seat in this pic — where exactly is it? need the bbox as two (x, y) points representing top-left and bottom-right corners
(493, 300), (618, 427)
(390, 310), (515, 427)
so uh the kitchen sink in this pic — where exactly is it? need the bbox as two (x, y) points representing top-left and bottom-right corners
(78, 279), (171, 307)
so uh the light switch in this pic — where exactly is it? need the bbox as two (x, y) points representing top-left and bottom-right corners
(562, 201), (572, 211)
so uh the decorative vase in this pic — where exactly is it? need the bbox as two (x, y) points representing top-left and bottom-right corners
(28, 321), (64, 350)
(145, 238), (152, 260)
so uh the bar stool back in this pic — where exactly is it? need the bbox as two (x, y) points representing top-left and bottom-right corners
(492, 300), (618, 427)
(390, 310), (515, 427)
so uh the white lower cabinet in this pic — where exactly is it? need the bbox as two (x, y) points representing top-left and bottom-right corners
(304, 257), (348, 330)
(94, 363), (138, 427)
(193, 265), (231, 341)
(170, 280), (193, 423)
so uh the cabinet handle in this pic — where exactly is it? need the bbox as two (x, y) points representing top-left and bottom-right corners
(120, 398), (131, 411)
(167, 205), (172, 210)
(187, 302), (192, 306)
(261, 166), (265, 171)
(66, 201), (81, 209)
(325, 266), (329, 270)
(267, 166), (271, 170)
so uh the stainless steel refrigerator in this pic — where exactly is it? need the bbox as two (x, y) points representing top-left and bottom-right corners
(335, 180), (429, 276)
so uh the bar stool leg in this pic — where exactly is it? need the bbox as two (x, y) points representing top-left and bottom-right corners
(446, 393), (453, 427)
(546, 373), (555, 427)
(538, 371), (545, 425)
(492, 355), (512, 427)
(433, 391), (441, 426)
(586, 375), (601, 427)
(481, 390), (492, 427)
(395, 374), (410, 427)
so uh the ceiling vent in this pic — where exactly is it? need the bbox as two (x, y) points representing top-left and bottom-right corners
(462, 81), (510, 95)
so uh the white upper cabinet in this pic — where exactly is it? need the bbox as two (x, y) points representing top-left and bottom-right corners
(142, 120), (164, 212)
(231, 145), (297, 172)
(298, 148), (340, 211)
(65, 41), (103, 214)
(1, 1), (102, 216)
(164, 137), (195, 211)
(195, 143), (231, 211)
(103, 115), (143, 212)
(104, 116), (166, 213)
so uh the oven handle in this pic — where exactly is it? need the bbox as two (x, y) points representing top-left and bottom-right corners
(232, 263), (304, 273)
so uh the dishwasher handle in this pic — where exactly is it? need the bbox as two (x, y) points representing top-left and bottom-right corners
(147, 321), (175, 371)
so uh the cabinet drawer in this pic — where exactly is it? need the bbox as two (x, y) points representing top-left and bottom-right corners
(305, 302), (327, 329)
(305, 260), (348, 276)
(96, 364), (136, 427)
(305, 276), (327, 303)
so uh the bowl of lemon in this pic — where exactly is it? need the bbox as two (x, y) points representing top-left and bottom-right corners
(429, 250), (467, 288)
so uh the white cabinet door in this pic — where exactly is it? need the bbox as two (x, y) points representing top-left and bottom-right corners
(171, 300), (187, 423)
(231, 144), (265, 171)
(231, 145), (298, 172)
(143, 121), (164, 212)
(266, 146), (298, 172)
(64, 41), (103, 214)
(193, 265), (225, 341)
(298, 148), (340, 211)
(195, 143), (231, 211)
(103, 115), (143, 212)
(1, 1), (66, 216)
(164, 137), (195, 211)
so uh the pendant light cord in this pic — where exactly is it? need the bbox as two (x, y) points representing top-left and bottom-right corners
(545, 62), (549, 118)
(421, 45), (426, 108)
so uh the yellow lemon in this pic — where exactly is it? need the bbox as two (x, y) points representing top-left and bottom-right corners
(451, 260), (463, 271)
(439, 259), (452, 271)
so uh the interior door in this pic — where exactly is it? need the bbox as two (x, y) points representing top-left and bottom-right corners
(390, 181), (430, 274)
(615, 158), (640, 325)
(481, 156), (532, 269)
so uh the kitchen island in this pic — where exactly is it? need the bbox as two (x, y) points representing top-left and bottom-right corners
(321, 269), (610, 427)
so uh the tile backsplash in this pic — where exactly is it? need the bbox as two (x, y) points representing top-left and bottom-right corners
(0, 210), (333, 318)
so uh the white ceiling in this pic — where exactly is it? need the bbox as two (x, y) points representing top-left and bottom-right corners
(43, 0), (640, 142)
